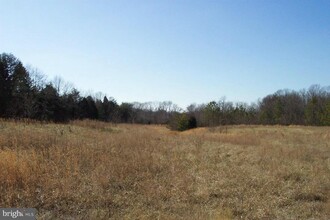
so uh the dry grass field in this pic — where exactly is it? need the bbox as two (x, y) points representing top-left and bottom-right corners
(0, 119), (329, 219)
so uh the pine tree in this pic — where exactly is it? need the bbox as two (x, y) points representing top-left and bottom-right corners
(8, 62), (33, 118)
(0, 53), (20, 117)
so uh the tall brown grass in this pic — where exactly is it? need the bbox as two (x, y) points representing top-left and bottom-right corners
(0, 119), (329, 219)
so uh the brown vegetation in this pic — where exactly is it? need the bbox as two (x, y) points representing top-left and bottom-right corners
(0, 119), (329, 219)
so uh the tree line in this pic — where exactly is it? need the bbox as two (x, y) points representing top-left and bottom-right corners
(1, 53), (329, 129)
(0, 53), (180, 124)
(183, 86), (330, 129)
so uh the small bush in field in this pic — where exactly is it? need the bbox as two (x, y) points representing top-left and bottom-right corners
(187, 115), (197, 129)
(169, 113), (197, 131)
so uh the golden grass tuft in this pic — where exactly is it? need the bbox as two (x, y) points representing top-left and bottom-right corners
(0, 120), (329, 219)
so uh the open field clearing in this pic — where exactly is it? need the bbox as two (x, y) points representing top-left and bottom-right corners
(0, 120), (329, 219)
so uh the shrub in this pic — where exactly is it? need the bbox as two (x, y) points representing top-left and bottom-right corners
(188, 115), (197, 129)
(169, 113), (197, 131)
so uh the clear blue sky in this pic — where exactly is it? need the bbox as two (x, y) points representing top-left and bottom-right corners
(1, 0), (329, 107)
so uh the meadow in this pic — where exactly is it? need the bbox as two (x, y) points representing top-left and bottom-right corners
(0, 119), (329, 219)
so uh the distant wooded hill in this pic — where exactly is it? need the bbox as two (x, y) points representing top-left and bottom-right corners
(1, 53), (329, 129)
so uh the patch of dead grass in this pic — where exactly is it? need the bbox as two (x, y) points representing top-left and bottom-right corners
(0, 120), (329, 219)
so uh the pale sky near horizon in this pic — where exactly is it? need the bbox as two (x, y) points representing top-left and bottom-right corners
(1, 0), (329, 108)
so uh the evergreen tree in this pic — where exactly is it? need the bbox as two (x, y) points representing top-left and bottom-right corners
(33, 84), (67, 122)
(8, 62), (33, 118)
(119, 103), (133, 123)
(78, 96), (99, 119)
(102, 96), (110, 121)
(0, 53), (20, 117)
(65, 89), (81, 120)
